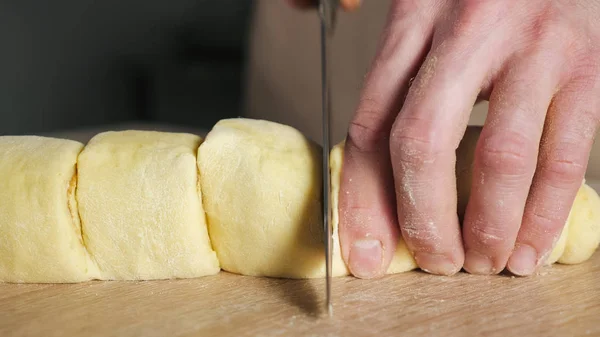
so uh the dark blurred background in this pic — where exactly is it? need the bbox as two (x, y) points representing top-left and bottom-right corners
(0, 0), (253, 135)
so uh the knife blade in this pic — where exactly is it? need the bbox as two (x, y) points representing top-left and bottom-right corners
(319, 0), (338, 317)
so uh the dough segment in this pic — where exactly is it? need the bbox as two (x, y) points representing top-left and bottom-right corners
(198, 118), (345, 278)
(558, 183), (600, 264)
(76, 131), (219, 280)
(0, 136), (99, 283)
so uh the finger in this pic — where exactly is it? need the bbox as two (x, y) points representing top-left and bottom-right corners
(389, 9), (505, 275)
(507, 75), (600, 275)
(462, 51), (564, 275)
(339, 4), (434, 279)
(286, 0), (361, 11)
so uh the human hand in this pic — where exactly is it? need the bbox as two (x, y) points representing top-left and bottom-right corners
(340, 0), (600, 278)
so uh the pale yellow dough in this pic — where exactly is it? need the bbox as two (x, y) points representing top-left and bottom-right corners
(77, 131), (219, 280)
(0, 136), (99, 283)
(198, 118), (338, 278)
(1, 121), (599, 283)
(558, 183), (600, 264)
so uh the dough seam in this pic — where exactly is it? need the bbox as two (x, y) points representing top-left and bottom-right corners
(195, 141), (220, 257)
(73, 153), (100, 274)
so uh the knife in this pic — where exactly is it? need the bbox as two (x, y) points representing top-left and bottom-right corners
(319, 0), (338, 317)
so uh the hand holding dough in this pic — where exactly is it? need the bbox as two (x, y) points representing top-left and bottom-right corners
(200, 120), (600, 279)
(453, 127), (600, 267)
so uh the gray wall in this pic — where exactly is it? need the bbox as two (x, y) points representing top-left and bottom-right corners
(0, 0), (251, 135)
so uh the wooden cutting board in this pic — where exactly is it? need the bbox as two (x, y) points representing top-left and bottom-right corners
(2, 126), (598, 336)
(1, 252), (599, 337)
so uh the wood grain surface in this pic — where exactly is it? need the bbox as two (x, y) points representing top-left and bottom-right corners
(1, 252), (599, 337)
(1, 126), (598, 336)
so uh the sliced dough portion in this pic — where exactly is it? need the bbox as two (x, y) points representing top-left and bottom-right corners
(199, 118), (349, 278)
(0, 136), (99, 283)
(77, 131), (219, 280)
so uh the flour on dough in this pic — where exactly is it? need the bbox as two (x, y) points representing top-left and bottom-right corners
(1, 121), (598, 284)
(0, 136), (99, 283)
(77, 131), (219, 280)
(198, 118), (350, 278)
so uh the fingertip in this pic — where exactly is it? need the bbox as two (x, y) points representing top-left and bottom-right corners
(414, 252), (463, 276)
(506, 243), (538, 276)
(464, 249), (500, 275)
(347, 239), (385, 279)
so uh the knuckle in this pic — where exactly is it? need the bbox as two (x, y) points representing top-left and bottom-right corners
(389, 119), (441, 168)
(392, 134), (437, 167)
(469, 224), (509, 248)
(522, 207), (566, 245)
(529, 209), (561, 235)
(401, 223), (444, 254)
(477, 131), (535, 177)
(452, 0), (503, 37)
(538, 139), (589, 188)
(538, 157), (585, 187)
(347, 100), (392, 153)
(569, 68), (600, 97)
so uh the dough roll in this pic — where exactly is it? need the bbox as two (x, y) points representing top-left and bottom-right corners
(1, 120), (598, 283)
(0, 136), (99, 283)
(76, 131), (219, 280)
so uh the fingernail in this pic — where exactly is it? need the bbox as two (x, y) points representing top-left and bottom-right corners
(508, 244), (538, 276)
(415, 253), (459, 276)
(348, 239), (383, 279)
(464, 250), (495, 275)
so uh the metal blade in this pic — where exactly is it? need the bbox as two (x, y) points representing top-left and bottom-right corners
(319, 0), (337, 317)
